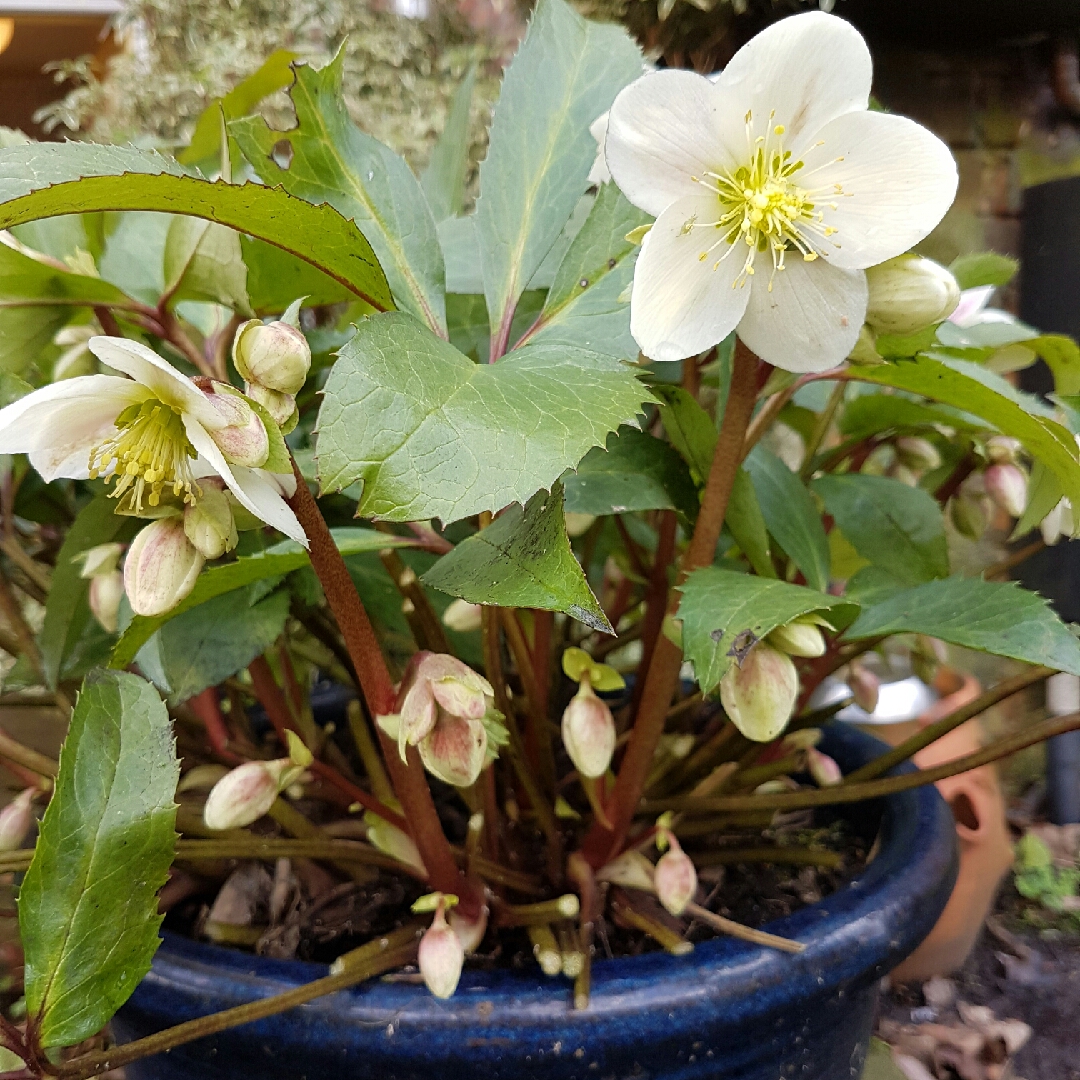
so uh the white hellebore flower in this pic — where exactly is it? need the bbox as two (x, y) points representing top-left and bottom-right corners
(604, 11), (958, 370)
(0, 336), (305, 544)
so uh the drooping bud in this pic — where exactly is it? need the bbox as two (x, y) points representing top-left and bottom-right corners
(984, 463), (1027, 518)
(1041, 498), (1074, 546)
(0, 788), (35, 851)
(418, 714), (488, 788)
(442, 598), (483, 633)
(985, 435), (1022, 465)
(561, 679), (616, 778)
(398, 652), (495, 760)
(864, 254), (960, 336)
(244, 381), (297, 432)
(232, 319), (311, 395)
(88, 569), (125, 633)
(183, 483), (238, 560)
(77, 541), (122, 579)
(198, 381), (270, 468)
(124, 517), (205, 617)
(807, 748), (842, 787)
(595, 850), (658, 892)
(654, 822), (697, 917)
(719, 643), (798, 743)
(767, 619), (825, 658)
(847, 662), (880, 714)
(949, 493), (988, 541)
(895, 436), (942, 473)
(203, 738), (310, 831)
(449, 903), (489, 954)
(415, 894), (465, 999)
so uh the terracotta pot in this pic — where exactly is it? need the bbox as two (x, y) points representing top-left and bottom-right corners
(886, 671), (1015, 983)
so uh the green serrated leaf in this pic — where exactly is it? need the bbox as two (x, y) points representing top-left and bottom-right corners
(39, 497), (140, 689)
(240, 236), (356, 314)
(230, 49), (444, 333)
(726, 468), (774, 578)
(421, 64), (477, 223)
(0, 143), (393, 311)
(744, 446), (830, 592)
(852, 356), (1080, 521)
(140, 588), (290, 704)
(518, 182), (649, 358)
(20, 670), (178, 1048)
(949, 251), (1019, 290)
(813, 474), (949, 585)
(844, 577), (1080, 675)
(0, 234), (129, 307)
(475, 0), (642, 346)
(677, 567), (856, 694)
(839, 395), (988, 442)
(421, 483), (611, 632)
(162, 215), (251, 314)
(315, 310), (651, 524)
(563, 425), (698, 520)
(653, 384), (716, 482)
(0, 305), (67, 374)
(111, 527), (402, 669)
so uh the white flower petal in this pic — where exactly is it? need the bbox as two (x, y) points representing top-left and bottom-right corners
(184, 416), (307, 545)
(719, 12), (872, 155)
(798, 111), (958, 271)
(736, 257), (867, 373)
(0, 375), (150, 481)
(588, 112), (611, 186)
(88, 336), (224, 429)
(606, 70), (745, 218)
(630, 192), (750, 362)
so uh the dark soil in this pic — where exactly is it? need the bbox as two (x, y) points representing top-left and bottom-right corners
(880, 881), (1080, 1080)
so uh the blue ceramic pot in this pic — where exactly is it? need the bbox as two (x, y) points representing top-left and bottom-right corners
(114, 724), (957, 1080)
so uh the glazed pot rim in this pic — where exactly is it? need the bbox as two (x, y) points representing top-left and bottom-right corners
(140, 723), (958, 1030)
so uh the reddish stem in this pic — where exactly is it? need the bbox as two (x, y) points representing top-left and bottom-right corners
(187, 688), (242, 764)
(630, 510), (676, 719)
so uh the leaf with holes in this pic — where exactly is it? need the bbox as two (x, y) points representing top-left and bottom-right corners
(844, 576), (1080, 675)
(20, 670), (178, 1048)
(0, 143), (392, 310)
(677, 567), (856, 695)
(421, 483), (611, 632)
(315, 311), (651, 524)
(231, 48), (444, 332)
(475, 0), (642, 349)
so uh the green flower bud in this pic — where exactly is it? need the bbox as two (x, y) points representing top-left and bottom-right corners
(232, 319), (311, 395)
(184, 484), (238, 560)
(244, 381), (298, 433)
(767, 620), (826, 658)
(848, 324), (884, 366)
(949, 493), (988, 540)
(895, 436), (941, 473)
(865, 254), (960, 336)
(719, 643), (798, 743)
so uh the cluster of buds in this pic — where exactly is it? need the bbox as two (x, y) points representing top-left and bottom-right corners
(203, 731), (314, 830)
(560, 647), (624, 779)
(720, 638), (799, 743)
(950, 437), (1028, 540)
(231, 299), (311, 434)
(653, 814), (698, 916)
(851, 256), (961, 365)
(414, 892), (465, 999)
(378, 653), (500, 789)
(0, 788), (36, 852)
(77, 541), (125, 633)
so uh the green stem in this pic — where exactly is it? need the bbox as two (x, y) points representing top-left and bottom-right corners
(799, 379), (846, 480)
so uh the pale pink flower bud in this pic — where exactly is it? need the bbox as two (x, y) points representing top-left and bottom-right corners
(895, 436), (942, 473)
(847, 663), (880, 714)
(418, 900), (465, 999)
(0, 788), (35, 852)
(561, 680), (616, 778)
(244, 381), (297, 431)
(449, 903), (489, 954)
(398, 653), (494, 754)
(232, 319), (311, 395)
(442, 598), (483, 633)
(984, 463), (1027, 518)
(654, 839), (697, 916)
(807, 748), (842, 787)
(419, 714), (488, 788)
(124, 517), (204, 617)
(183, 484), (238, 560)
(203, 756), (303, 830)
(985, 435), (1022, 465)
(198, 381), (270, 468)
(719, 644), (798, 743)
(88, 569), (124, 633)
(767, 620), (825, 658)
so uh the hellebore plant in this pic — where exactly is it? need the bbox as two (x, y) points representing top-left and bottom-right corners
(3, 2), (1080, 1076)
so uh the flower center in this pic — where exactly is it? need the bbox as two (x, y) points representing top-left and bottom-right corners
(88, 398), (200, 514)
(688, 111), (845, 288)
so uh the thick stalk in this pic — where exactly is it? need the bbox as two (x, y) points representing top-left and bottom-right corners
(581, 341), (761, 866)
(286, 459), (472, 907)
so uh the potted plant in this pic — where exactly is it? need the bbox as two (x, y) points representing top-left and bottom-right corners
(0, 5), (1077, 1079)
